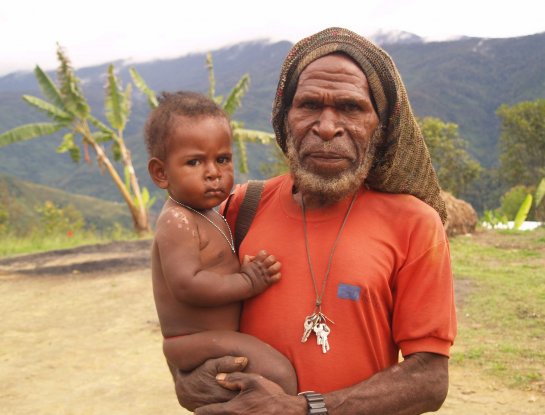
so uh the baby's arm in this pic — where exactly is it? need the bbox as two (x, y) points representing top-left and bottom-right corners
(156, 206), (281, 307)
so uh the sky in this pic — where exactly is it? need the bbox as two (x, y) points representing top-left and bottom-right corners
(2, 0), (544, 76)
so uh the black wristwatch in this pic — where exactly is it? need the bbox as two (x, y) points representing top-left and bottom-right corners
(299, 391), (328, 414)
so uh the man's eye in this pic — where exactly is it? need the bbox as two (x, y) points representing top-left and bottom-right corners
(301, 101), (320, 110)
(340, 102), (361, 112)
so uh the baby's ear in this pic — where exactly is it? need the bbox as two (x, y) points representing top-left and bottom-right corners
(148, 158), (168, 189)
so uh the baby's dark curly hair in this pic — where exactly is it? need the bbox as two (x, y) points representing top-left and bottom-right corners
(144, 91), (229, 160)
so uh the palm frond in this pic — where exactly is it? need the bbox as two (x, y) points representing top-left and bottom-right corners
(91, 131), (114, 143)
(88, 115), (115, 135)
(234, 128), (274, 144)
(0, 123), (64, 147)
(105, 65), (129, 130)
(223, 74), (250, 116)
(56, 43), (90, 118)
(34, 66), (65, 109)
(56, 132), (81, 162)
(22, 95), (72, 123)
(235, 135), (249, 173)
(129, 68), (158, 109)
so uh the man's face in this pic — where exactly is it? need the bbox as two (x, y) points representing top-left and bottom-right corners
(286, 54), (380, 202)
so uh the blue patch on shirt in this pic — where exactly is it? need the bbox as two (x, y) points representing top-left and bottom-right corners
(337, 283), (361, 301)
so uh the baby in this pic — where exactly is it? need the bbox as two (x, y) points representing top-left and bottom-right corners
(145, 91), (296, 395)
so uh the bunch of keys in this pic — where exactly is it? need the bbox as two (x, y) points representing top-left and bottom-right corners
(301, 312), (333, 353)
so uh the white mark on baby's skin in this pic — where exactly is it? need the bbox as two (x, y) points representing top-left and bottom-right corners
(163, 207), (200, 239)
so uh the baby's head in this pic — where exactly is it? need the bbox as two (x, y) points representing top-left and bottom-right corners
(146, 91), (234, 210)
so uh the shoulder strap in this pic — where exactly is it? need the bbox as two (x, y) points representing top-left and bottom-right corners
(234, 180), (265, 253)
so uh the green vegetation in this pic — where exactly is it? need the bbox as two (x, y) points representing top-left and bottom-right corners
(0, 173), (137, 256)
(418, 116), (482, 196)
(450, 227), (545, 391)
(0, 225), (138, 257)
(497, 99), (545, 188)
(0, 45), (154, 234)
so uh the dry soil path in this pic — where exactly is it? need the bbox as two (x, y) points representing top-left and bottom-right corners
(0, 240), (541, 414)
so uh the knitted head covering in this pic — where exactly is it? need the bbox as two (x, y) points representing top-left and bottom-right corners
(272, 27), (447, 223)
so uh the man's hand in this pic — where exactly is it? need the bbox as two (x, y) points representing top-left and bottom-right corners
(174, 356), (247, 411)
(240, 250), (282, 295)
(195, 371), (306, 415)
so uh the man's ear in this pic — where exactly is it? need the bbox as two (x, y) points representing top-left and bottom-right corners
(148, 158), (168, 189)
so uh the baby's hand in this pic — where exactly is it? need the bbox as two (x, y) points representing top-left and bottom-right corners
(240, 250), (282, 295)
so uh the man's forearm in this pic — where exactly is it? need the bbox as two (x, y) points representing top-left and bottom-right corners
(324, 353), (449, 415)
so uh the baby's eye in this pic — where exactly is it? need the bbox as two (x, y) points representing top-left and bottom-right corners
(217, 156), (232, 164)
(187, 159), (200, 166)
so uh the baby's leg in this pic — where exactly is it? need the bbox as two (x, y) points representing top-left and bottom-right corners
(163, 330), (297, 395)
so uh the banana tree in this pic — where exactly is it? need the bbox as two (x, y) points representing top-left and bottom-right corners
(0, 45), (153, 235)
(131, 52), (274, 175)
(206, 52), (273, 174)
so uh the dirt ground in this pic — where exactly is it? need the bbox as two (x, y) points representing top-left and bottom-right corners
(0, 240), (542, 414)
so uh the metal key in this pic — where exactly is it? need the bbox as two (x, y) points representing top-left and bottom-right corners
(313, 323), (323, 344)
(319, 324), (331, 353)
(301, 314), (318, 343)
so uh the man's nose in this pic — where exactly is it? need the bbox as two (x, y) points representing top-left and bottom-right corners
(313, 107), (343, 141)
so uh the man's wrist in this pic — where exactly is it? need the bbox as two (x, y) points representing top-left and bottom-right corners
(298, 391), (328, 414)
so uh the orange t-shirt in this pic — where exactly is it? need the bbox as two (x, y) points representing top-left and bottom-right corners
(224, 175), (456, 393)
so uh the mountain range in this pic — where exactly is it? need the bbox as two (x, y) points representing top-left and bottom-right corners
(0, 31), (544, 212)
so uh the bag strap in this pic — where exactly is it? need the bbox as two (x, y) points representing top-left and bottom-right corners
(232, 180), (265, 253)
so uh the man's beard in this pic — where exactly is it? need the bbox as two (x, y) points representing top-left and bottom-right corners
(285, 131), (378, 205)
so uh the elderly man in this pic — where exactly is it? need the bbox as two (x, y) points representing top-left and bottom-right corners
(174, 27), (457, 415)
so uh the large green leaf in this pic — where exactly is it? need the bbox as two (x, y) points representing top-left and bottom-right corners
(234, 128), (273, 144)
(235, 135), (249, 174)
(22, 95), (72, 123)
(535, 178), (545, 208)
(88, 115), (114, 135)
(514, 194), (533, 230)
(0, 123), (63, 147)
(91, 131), (114, 143)
(34, 66), (65, 109)
(105, 65), (127, 130)
(56, 132), (81, 162)
(223, 74), (250, 116)
(56, 44), (90, 118)
(111, 141), (122, 161)
(129, 68), (158, 109)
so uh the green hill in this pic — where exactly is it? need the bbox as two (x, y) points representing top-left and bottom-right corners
(1, 33), (544, 212)
(0, 174), (132, 233)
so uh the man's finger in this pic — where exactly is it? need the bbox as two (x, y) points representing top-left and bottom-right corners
(216, 371), (264, 391)
(213, 356), (248, 373)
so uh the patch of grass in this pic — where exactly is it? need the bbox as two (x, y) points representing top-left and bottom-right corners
(450, 227), (545, 392)
(0, 225), (141, 257)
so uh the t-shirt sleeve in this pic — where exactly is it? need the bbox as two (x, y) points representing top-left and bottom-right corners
(392, 212), (457, 357)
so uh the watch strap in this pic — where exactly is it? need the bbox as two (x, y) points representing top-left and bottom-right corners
(299, 391), (328, 414)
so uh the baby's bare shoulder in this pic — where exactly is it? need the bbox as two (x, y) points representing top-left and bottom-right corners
(155, 204), (199, 241)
